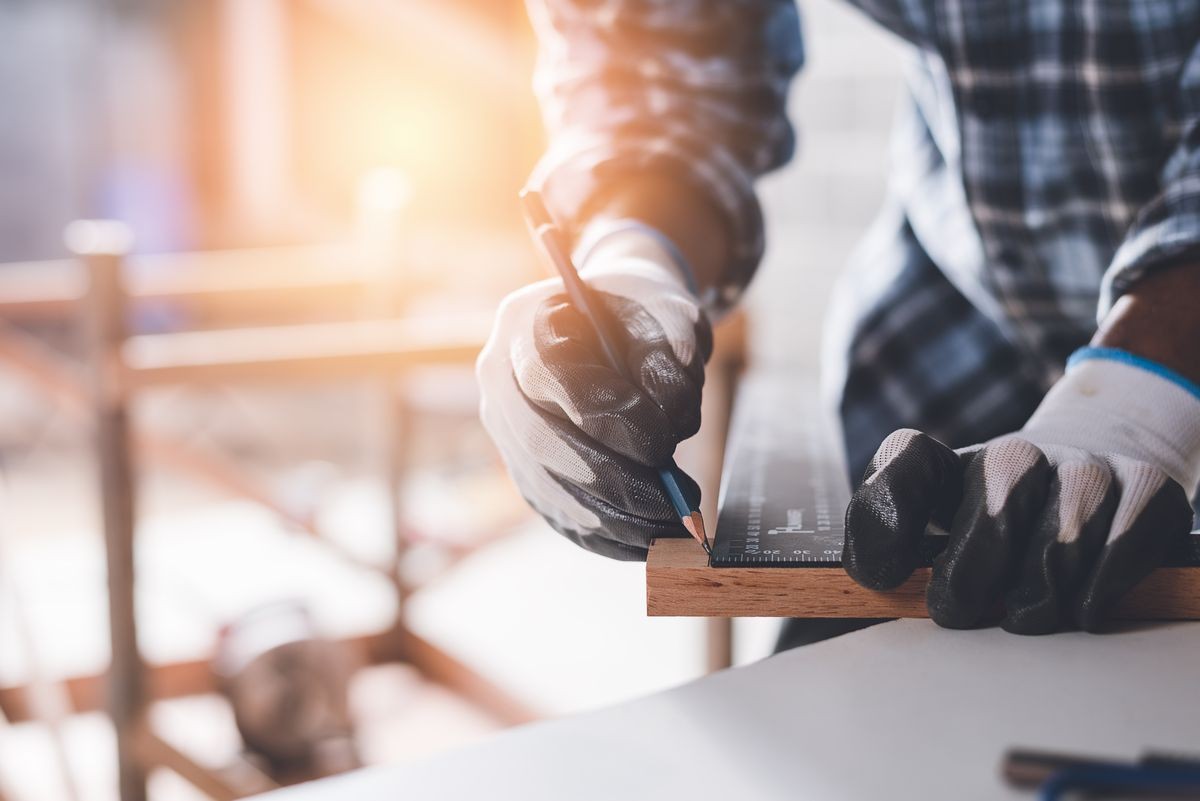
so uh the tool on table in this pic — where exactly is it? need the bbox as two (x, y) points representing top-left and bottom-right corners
(519, 189), (709, 553)
(1003, 747), (1200, 799)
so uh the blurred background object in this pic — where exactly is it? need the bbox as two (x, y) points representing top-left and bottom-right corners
(0, 1), (901, 799)
(214, 602), (357, 781)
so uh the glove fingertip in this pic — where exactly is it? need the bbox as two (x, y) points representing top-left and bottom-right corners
(927, 601), (979, 630)
(1000, 606), (1064, 636)
(845, 429), (961, 591)
(1072, 474), (1193, 632)
(926, 581), (1004, 629)
(843, 495), (921, 590)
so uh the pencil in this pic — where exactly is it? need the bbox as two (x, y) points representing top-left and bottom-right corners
(519, 190), (710, 554)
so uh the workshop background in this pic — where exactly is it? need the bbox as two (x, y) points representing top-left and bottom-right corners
(0, 2), (902, 799)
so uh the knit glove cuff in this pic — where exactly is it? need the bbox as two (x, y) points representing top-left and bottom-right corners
(1022, 348), (1200, 497)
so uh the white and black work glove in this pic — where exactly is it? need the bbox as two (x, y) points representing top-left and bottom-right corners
(477, 224), (712, 560)
(845, 349), (1200, 634)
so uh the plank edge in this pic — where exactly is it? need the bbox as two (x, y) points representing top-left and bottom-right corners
(646, 538), (1200, 620)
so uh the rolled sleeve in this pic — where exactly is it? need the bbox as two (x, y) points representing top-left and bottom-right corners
(526, 0), (804, 312)
(1102, 45), (1200, 315)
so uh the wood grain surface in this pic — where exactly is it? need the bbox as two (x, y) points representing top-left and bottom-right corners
(646, 538), (1200, 619)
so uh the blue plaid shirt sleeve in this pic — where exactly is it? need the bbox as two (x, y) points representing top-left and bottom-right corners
(1104, 43), (1200, 313)
(525, 0), (804, 312)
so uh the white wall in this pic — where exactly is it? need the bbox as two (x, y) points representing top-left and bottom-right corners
(747, 0), (904, 372)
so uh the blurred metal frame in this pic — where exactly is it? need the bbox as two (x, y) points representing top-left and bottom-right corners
(0, 225), (518, 801)
(0, 0), (742, 794)
(0, 224), (747, 800)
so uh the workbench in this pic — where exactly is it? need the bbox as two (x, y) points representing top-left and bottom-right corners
(252, 620), (1200, 800)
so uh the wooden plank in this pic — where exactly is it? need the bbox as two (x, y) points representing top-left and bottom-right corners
(0, 258), (81, 316)
(122, 316), (489, 387)
(0, 249), (372, 318)
(0, 632), (406, 723)
(646, 538), (1200, 619)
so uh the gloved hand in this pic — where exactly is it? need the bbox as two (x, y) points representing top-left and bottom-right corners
(844, 349), (1200, 633)
(477, 224), (712, 560)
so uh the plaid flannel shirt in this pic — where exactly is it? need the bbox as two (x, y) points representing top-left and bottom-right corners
(526, 0), (1200, 481)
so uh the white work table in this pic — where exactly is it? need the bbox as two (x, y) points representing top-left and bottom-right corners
(255, 620), (1200, 801)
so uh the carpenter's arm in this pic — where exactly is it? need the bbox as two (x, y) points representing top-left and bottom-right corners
(526, 0), (804, 311)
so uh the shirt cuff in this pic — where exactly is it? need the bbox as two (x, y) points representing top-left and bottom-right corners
(526, 133), (764, 316)
(1100, 173), (1200, 317)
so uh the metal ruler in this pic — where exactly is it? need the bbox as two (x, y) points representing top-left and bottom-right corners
(709, 374), (1200, 568)
(710, 375), (850, 567)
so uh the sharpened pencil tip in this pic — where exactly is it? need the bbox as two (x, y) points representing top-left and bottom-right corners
(683, 511), (710, 552)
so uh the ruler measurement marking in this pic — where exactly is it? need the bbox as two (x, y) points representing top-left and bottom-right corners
(711, 378), (853, 569)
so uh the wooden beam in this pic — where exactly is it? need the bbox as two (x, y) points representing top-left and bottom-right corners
(122, 316), (488, 387)
(0, 320), (89, 415)
(76, 223), (148, 801)
(0, 321), (389, 578)
(0, 658), (206, 726)
(399, 628), (539, 727)
(0, 632), (402, 724)
(0, 252), (373, 320)
(0, 259), (81, 316)
(646, 538), (1200, 620)
(136, 730), (278, 801)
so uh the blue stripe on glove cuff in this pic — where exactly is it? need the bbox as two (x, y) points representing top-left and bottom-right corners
(1068, 347), (1200, 402)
